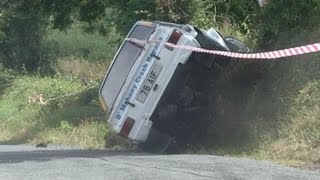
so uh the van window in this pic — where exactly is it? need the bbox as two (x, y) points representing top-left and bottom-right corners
(100, 25), (155, 111)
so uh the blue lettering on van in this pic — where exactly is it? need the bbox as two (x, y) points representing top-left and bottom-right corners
(115, 36), (163, 120)
(135, 64), (148, 83)
(120, 84), (137, 112)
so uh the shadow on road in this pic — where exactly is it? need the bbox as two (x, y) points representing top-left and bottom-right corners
(0, 147), (148, 164)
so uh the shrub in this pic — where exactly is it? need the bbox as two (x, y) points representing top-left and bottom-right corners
(256, 0), (320, 46)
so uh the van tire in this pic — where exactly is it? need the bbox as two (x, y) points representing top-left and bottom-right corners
(194, 31), (230, 68)
(139, 128), (172, 154)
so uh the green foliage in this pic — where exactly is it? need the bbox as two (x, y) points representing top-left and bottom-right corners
(155, 0), (320, 47)
(155, 0), (192, 23)
(0, 0), (257, 73)
(256, 0), (320, 46)
(0, 0), (108, 73)
(2, 0), (320, 73)
(259, 0), (320, 33)
(0, 1), (47, 72)
(105, 0), (158, 33)
(48, 26), (121, 63)
(59, 121), (73, 133)
(155, 0), (258, 32)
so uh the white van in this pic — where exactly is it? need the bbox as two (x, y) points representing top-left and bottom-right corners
(99, 21), (248, 151)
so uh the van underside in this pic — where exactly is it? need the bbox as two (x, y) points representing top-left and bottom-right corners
(141, 53), (217, 152)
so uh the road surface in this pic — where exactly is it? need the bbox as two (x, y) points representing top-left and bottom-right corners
(0, 145), (319, 180)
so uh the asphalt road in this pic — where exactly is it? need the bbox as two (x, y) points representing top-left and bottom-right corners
(0, 145), (319, 180)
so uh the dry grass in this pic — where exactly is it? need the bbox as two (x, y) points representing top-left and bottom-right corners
(0, 73), (109, 148)
(34, 120), (108, 149)
(56, 56), (108, 85)
(181, 28), (320, 170)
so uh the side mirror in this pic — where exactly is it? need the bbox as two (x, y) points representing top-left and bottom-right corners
(224, 37), (250, 53)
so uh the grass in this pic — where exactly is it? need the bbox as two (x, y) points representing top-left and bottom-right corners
(48, 25), (121, 63)
(0, 73), (109, 148)
(0, 27), (131, 149)
(183, 27), (320, 169)
(56, 56), (107, 85)
(251, 30), (320, 169)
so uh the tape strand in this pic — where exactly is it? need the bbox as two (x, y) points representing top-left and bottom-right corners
(126, 38), (320, 60)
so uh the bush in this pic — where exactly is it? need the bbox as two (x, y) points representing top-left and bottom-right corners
(48, 26), (121, 63)
(256, 0), (320, 47)
(156, 0), (258, 31)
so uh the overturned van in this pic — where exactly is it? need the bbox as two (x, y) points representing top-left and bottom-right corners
(99, 21), (249, 152)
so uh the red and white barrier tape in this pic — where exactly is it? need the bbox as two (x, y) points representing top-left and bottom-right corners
(126, 38), (320, 60)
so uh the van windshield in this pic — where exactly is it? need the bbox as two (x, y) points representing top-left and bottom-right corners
(100, 24), (155, 111)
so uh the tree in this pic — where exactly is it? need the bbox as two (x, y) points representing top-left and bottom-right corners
(0, 0), (107, 72)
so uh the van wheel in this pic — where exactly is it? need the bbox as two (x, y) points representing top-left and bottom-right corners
(139, 128), (172, 154)
(193, 33), (230, 68)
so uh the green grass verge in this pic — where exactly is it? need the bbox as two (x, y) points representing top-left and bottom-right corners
(0, 73), (108, 149)
(185, 28), (320, 169)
